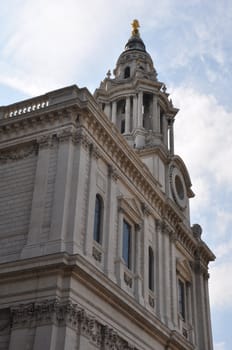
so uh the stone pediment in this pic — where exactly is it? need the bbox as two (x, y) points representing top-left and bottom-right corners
(118, 195), (143, 224)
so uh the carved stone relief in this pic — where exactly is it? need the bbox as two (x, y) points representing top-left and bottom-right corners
(10, 300), (139, 349)
(0, 143), (37, 163)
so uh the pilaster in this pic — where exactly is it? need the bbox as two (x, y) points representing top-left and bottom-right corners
(169, 119), (174, 155)
(104, 165), (119, 281)
(21, 135), (52, 258)
(48, 127), (75, 254)
(170, 231), (178, 328)
(163, 115), (168, 147)
(134, 223), (143, 304)
(155, 219), (164, 321)
(84, 144), (100, 257)
(125, 96), (131, 134)
(162, 223), (172, 327)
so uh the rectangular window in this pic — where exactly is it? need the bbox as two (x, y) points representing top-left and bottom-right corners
(122, 220), (131, 269)
(178, 279), (185, 320)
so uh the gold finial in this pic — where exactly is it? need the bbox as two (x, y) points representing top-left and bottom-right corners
(131, 19), (140, 36)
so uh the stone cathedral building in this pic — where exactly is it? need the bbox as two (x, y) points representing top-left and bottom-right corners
(0, 21), (215, 350)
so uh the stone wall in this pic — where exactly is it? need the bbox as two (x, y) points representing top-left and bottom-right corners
(0, 144), (37, 262)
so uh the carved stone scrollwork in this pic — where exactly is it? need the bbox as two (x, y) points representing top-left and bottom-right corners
(37, 134), (53, 149)
(155, 219), (162, 232)
(103, 326), (125, 350)
(10, 300), (138, 349)
(56, 127), (74, 143)
(108, 165), (119, 182)
(90, 143), (101, 160)
(11, 303), (35, 328)
(141, 202), (152, 216)
(92, 246), (102, 262)
(124, 272), (132, 288)
(79, 310), (101, 347)
(0, 143), (37, 163)
(34, 299), (57, 324)
(170, 231), (177, 243)
(73, 130), (92, 150)
(149, 295), (155, 308)
(102, 326), (137, 350)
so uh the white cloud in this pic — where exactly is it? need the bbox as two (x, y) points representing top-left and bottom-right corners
(215, 211), (232, 240)
(214, 240), (232, 259)
(209, 261), (232, 309)
(214, 342), (226, 350)
(172, 87), (232, 190)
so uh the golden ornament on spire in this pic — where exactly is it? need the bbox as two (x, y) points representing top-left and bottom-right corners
(131, 19), (140, 36)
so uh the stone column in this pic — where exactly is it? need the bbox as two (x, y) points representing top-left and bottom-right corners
(194, 262), (210, 350)
(104, 165), (118, 281)
(163, 115), (168, 147)
(104, 103), (111, 119)
(137, 91), (143, 128)
(162, 223), (171, 326)
(21, 135), (52, 258)
(115, 206), (124, 287)
(152, 95), (159, 132)
(186, 281), (194, 342)
(84, 144), (99, 257)
(141, 206), (151, 307)
(155, 219), (164, 321)
(133, 94), (138, 129)
(125, 96), (131, 133)
(170, 232), (178, 328)
(134, 223), (143, 304)
(204, 274), (214, 350)
(169, 119), (174, 155)
(112, 101), (117, 124)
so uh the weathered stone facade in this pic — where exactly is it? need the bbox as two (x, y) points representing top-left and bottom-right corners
(0, 22), (215, 350)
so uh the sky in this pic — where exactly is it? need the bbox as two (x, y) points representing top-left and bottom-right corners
(0, 1), (231, 348)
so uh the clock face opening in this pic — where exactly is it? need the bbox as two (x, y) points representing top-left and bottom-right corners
(170, 166), (187, 209)
(175, 175), (184, 200)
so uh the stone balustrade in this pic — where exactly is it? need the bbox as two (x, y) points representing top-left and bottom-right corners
(0, 85), (85, 120)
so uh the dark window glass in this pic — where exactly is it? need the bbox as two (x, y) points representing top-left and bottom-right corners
(124, 66), (130, 78)
(121, 119), (125, 133)
(148, 247), (154, 291)
(93, 194), (102, 243)
(122, 220), (131, 269)
(178, 279), (185, 320)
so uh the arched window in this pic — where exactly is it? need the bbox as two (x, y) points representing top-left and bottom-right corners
(93, 194), (103, 244)
(148, 246), (154, 291)
(124, 66), (130, 78)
